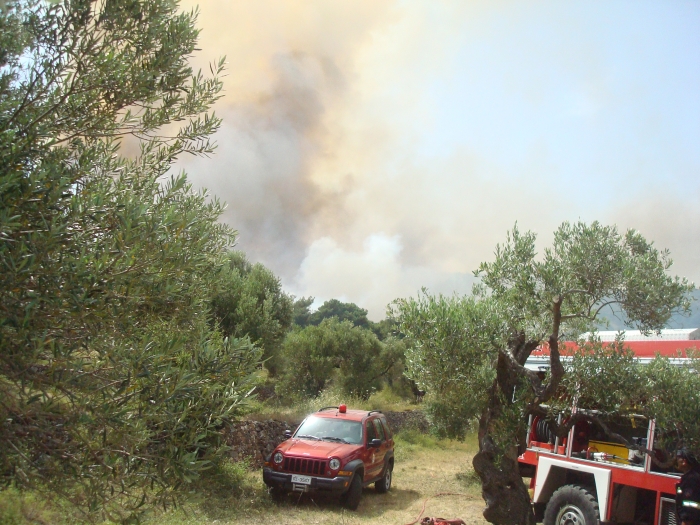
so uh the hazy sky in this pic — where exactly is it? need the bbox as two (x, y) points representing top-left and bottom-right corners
(177, 0), (700, 320)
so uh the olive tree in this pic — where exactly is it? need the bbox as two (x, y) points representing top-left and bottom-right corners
(0, 0), (260, 520)
(391, 221), (693, 525)
(278, 318), (384, 400)
(307, 299), (370, 328)
(211, 251), (293, 375)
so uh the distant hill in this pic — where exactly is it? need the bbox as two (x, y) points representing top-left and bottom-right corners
(597, 288), (700, 331)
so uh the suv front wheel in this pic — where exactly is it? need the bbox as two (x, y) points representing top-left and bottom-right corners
(342, 474), (363, 510)
(269, 486), (286, 502)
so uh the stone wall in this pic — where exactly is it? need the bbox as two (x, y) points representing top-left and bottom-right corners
(222, 410), (430, 467)
(383, 409), (430, 434)
(222, 419), (295, 466)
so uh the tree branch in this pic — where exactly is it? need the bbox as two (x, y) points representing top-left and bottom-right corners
(590, 299), (621, 320)
(540, 297), (565, 403)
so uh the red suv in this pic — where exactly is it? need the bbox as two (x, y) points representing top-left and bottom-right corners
(262, 405), (395, 510)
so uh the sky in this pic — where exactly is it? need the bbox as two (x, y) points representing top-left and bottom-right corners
(177, 0), (700, 321)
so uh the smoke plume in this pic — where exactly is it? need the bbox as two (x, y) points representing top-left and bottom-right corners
(177, 1), (700, 319)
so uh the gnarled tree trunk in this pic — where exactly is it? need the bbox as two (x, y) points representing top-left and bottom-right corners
(472, 352), (536, 525)
(473, 320), (565, 525)
(473, 438), (534, 525)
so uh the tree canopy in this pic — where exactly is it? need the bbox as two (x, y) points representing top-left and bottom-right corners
(278, 318), (384, 400)
(392, 221), (694, 525)
(301, 298), (370, 328)
(0, 0), (259, 520)
(292, 296), (315, 327)
(211, 251), (293, 375)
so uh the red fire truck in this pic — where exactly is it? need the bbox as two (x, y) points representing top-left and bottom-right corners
(519, 329), (699, 525)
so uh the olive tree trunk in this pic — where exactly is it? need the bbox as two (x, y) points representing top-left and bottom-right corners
(472, 352), (536, 525)
(473, 324), (565, 525)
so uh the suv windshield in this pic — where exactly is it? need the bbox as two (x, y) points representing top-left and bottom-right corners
(294, 416), (363, 445)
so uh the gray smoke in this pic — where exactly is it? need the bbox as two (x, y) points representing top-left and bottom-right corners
(183, 52), (348, 277)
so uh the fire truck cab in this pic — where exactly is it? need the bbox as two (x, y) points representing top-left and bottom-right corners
(519, 329), (699, 525)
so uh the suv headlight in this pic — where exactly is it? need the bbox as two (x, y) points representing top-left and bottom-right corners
(273, 452), (284, 464)
(329, 458), (340, 470)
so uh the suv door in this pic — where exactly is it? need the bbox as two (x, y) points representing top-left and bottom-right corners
(366, 418), (388, 480)
(364, 417), (380, 479)
(379, 416), (394, 450)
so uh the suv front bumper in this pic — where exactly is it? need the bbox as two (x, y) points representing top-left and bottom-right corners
(263, 467), (352, 494)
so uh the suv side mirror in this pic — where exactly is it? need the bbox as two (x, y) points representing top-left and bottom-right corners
(284, 430), (292, 439)
(369, 438), (382, 448)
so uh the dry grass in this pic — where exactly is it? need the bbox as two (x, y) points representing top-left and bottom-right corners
(0, 487), (62, 525)
(153, 431), (489, 525)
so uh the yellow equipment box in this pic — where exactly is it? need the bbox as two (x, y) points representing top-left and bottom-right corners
(588, 440), (629, 465)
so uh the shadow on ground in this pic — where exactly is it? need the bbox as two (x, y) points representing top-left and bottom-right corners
(273, 486), (422, 515)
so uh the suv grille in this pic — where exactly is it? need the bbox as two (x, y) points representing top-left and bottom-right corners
(283, 457), (327, 476)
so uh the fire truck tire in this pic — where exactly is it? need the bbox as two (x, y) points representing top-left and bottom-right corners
(544, 485), (600, 525)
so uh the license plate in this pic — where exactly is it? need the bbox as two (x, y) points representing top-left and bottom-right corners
(291, 474), (311, 485)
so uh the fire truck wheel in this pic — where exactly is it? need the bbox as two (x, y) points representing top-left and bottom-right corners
(544, 485), (600, 525)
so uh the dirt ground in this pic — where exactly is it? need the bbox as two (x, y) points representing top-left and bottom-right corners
(160, 439), (489, 525)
